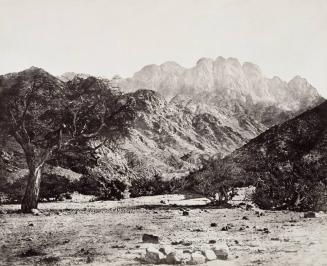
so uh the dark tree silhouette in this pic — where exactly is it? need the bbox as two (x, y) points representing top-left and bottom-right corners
(0, 70), (135, 212)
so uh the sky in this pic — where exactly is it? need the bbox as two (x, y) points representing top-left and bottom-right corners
(1, 0), (327, 96)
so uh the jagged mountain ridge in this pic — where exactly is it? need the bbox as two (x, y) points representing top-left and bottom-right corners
(118, 57), (323, 127)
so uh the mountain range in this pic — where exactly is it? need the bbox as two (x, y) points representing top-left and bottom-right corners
(0, 57), (324, 196)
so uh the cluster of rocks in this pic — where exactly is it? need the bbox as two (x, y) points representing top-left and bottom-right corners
(141, 234), (229, 265)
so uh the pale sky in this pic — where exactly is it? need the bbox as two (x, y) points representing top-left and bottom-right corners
(1, 0), (327, 96)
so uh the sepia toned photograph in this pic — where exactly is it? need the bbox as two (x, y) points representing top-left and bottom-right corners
(0, 0), (326, 265)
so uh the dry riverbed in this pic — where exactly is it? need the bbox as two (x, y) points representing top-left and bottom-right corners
(1, 194), (327, 266)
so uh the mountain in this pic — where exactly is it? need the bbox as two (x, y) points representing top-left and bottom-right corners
(198, 100), (327, 188)
(0, 62), (324, 201)
(118, 57), (323, 127)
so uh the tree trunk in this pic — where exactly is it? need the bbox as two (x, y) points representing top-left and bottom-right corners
(21, 166), (42, 213)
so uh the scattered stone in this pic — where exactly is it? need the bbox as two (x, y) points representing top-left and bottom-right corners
(0, 209), (7, 215)
(135, 225), (143, 230)
(160, 200), (166, 204)
(212, 243), (229, 260)
(159, 245), (175, 255)
(234, 240), (239, 244)
(181, 241), (192, 246)
(171, 241), (181, 245)
(221, 226), (229, 231)
(271, 237), (280, 241)
(209, 240), (216, 244)
(31, 209), (41, 216)
(142, 234), (159, 244)
(255, 210), (265, 217)
(192, 228), (204, 232)
(246, 204), (254, 210)
(210, 223), (217, 227)
(203, 249), (217, 261)
(111, 244), (126, 248)
(144, 247), (165, 264)
(183, 211), (189, 216)
(28, 223), (34, 227)
(304, 212), (317, 218)
(242, 216), (249, 220)
(189, 251), (206, 265)
(263, 228), (269, 234)
(165, 250), (184, 264)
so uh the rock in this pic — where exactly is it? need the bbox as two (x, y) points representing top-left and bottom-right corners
(203, 249), (217, 261)
(165, 250), (184, 264)
(210, 223), (217, 227)
(263, 228), (269, 234)
(212, 243), (229, 260)
(242, 216), (249, 220)
(28, 223), (34, 227)
(221, 226), (229, 231)
(135, 225), (143, 230)
(255, 210), (265, 216)
(271, 237), (280, 241)
(189, 251), (206, 265)
(304, 212), (317, 218)
(209, 240), (216, 244)
(181, 240), (192, 246)
(142, 234), (159, 244)
(159, 245), (175, 255)
(31, 209), (41, 216)
(246, 204), (254, 210)
(183, 211), (189, 216)
(160, 200), (166, 204)
(144, 247), (165, 264)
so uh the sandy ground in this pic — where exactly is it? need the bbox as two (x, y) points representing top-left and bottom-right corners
(1, 194), (327, 266)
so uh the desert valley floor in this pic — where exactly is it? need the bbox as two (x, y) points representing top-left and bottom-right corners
(1, 194), (327, 266)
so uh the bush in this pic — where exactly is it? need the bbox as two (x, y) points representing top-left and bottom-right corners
(129, 174), (180, 197)
(76, 174), (128, 200)
(182, 156), (238, 205)
(252, 161), (327, 211)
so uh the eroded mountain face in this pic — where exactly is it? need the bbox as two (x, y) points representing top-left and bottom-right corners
(0, 58), (323, 188)
(198, 100), (327, 192)
(118, 57), (323, 127)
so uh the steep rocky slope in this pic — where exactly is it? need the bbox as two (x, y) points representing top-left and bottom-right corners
(200, 101), (327, 187)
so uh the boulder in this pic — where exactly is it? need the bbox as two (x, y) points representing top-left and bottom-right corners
(189, 251), (206, 265)
(203, 249), (217, 261)
(159, 245), (175, 255)
(212, 243), (229, 260)
(304, 212), (317, 218)
(142, 234), (159, 244)
(183, 211), (189, 216)
(31, 209), (41, 216)
(165, 250), (184, 264)
(144, 247), (165, 264)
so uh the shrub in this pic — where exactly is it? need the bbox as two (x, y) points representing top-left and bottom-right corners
(252, 161), (327, 211)
(76, 174), (128, 200)
(183, 156), (238, 205)
(129, 174), (180, 197)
